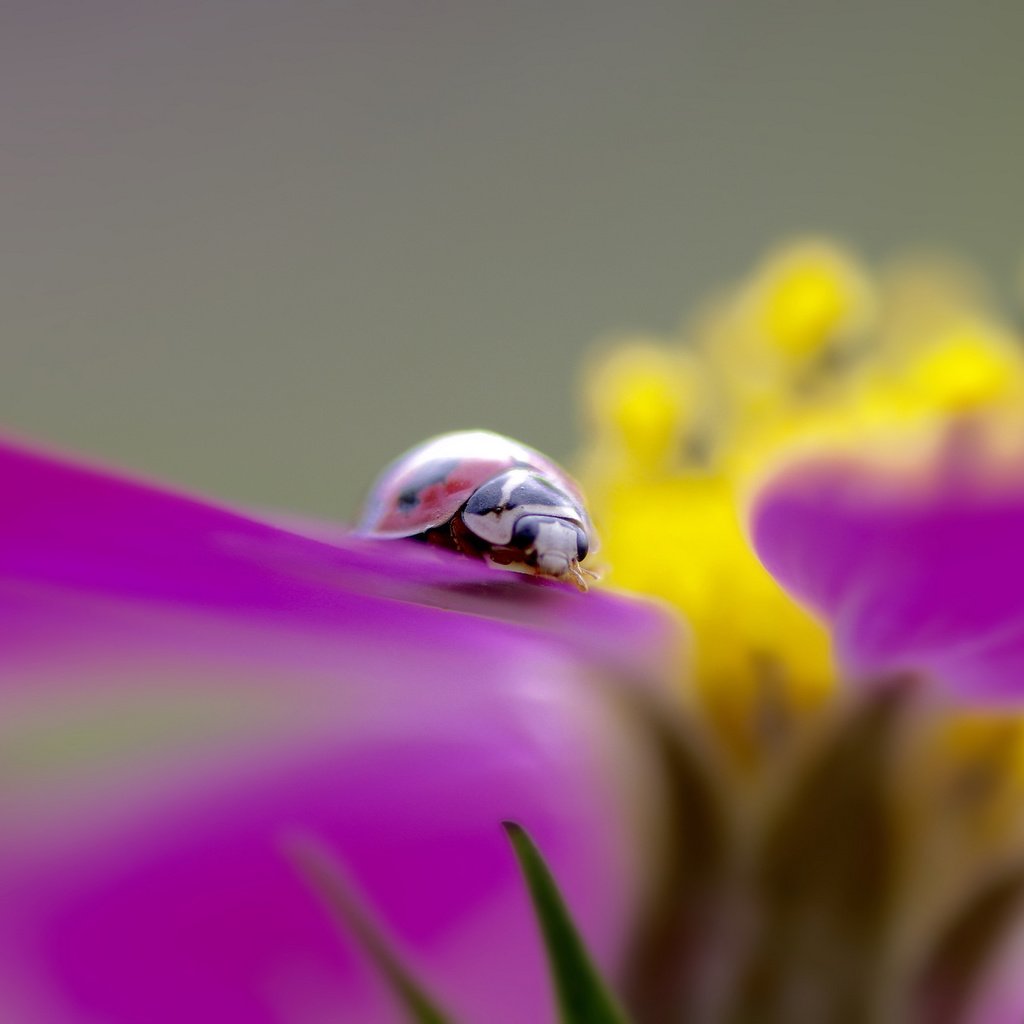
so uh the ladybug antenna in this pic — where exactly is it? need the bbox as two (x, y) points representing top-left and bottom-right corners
(567, 563), (590, 592)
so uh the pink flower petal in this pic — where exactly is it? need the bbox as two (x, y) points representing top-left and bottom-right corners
(749, 425), (1024, 701)
(0, 436), (681, 1023)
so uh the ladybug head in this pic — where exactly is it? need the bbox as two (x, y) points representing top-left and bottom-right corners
(511, 514), (589, 579)
(460, 468), (594, 587)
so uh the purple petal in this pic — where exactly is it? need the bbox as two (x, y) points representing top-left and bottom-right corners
(749, 425), (1024, 702)
(0, 436), (681, 1023)
(966, 926), (1024, 1024)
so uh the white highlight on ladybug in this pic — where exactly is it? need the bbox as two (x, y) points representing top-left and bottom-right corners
(357, 429), (598, 589)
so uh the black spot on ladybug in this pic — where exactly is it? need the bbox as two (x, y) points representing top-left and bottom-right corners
(395, 458), (461, 511)
(507, 477), (566, 510)
(463, 476), (507, 518)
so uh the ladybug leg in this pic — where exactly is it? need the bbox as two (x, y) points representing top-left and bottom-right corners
(413, 523), (464, 554)
(446, 515), (490, 560)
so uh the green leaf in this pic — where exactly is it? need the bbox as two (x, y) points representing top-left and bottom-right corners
(287, 836), (455, 1024)
(503, 821), (630, 1024)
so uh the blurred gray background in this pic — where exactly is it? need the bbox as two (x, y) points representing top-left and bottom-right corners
(3, 1), (1023, 518)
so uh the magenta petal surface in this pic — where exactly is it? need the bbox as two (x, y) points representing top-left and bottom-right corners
(749, 430), (1024, 701)
(0, 437), (681, 1023)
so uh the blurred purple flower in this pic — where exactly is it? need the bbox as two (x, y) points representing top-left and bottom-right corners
(0, 436), (681, 1024)
(747, 424), (1024, 1024)
(750, 424), (1024, 704)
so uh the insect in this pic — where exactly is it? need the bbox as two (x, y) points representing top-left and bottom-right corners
(358, 430), (597, 589)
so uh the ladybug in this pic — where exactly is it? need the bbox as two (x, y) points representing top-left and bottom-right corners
(358, 430), (597, 589)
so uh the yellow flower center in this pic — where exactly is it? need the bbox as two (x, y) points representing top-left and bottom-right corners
(577, 241), (1024, 740)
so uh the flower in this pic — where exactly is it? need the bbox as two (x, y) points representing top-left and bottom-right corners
(10, 237), (1024, 1024)
(577, 240), (1024, 1022)
(579, 241), (1024, 705)
(750, 417), (1024, 704)
(0, 436), (681, 1024)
